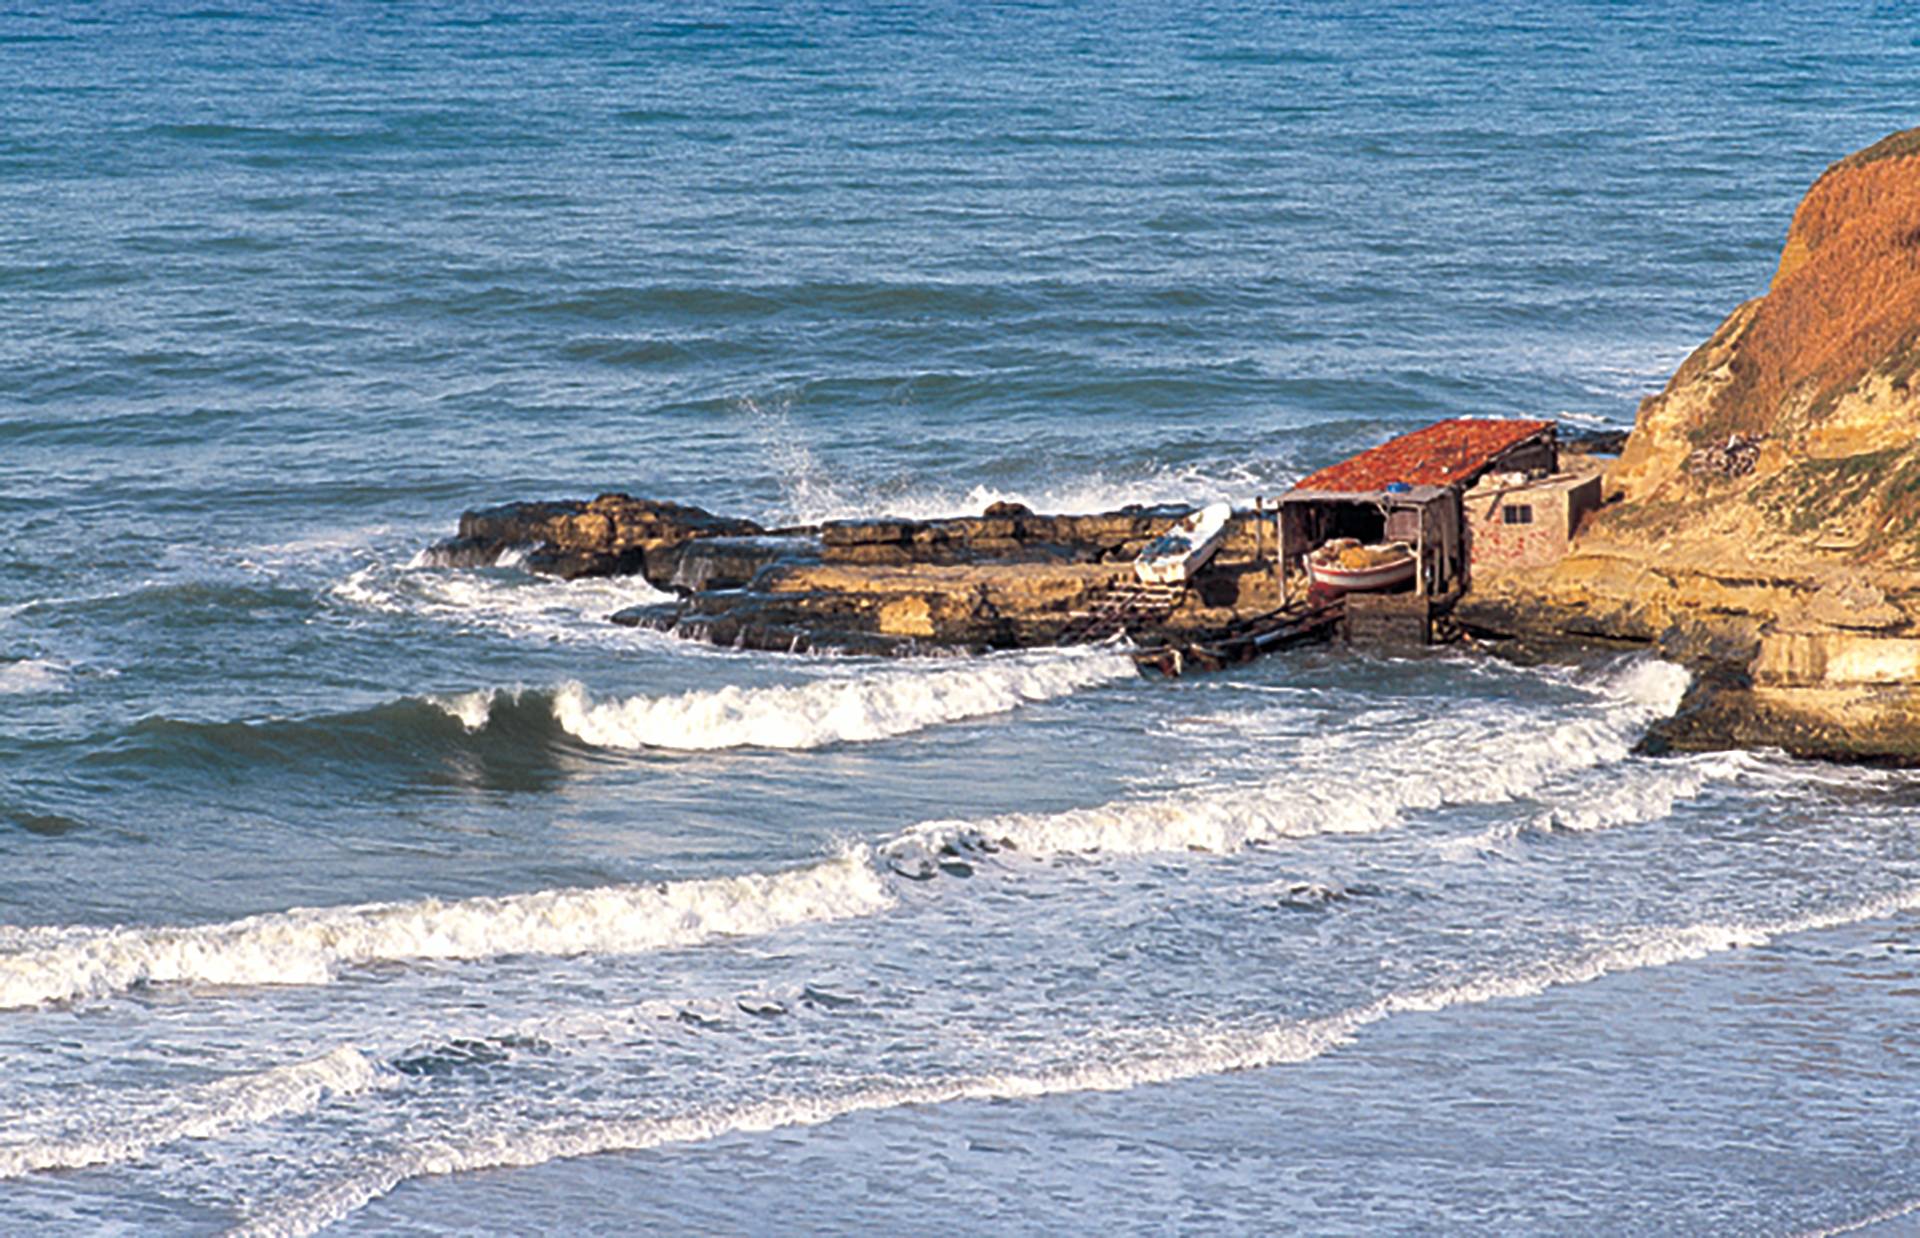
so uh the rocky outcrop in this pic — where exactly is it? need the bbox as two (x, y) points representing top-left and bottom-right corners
(614, 550), (1281, 655)
(427, 492), (1285, 655)
(816, 505), (1206, 567)
(427, 494), (766, 580)
(1457, 127), (1920, 761)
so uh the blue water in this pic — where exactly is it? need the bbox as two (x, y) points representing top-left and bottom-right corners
(4, 3), (1919, 1233)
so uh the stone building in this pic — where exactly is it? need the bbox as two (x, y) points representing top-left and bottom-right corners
(1461, 467), (1603, 574)
(1277, 417), (1561, 600)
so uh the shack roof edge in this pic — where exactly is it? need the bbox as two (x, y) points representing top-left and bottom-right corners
(1288, 418), (1555, 495)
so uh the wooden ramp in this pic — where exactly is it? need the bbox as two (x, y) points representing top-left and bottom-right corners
(1056, 581), (1185, 645)
(1132, 596), (1346, 677)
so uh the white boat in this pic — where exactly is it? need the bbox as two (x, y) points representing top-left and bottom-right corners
(1134, 502), (1232, 585)
(1306, 538), (1416, 592)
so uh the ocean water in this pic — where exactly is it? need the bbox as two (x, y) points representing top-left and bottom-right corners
(3, 2), (1918, 1233)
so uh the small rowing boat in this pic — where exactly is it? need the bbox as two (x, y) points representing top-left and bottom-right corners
(1134, 502), (1232, 585)
(1306, 538), (1415, 592)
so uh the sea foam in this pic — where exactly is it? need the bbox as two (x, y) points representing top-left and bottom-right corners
(1441, 749), (1759, 855)
(881, 657), (1692, 868)
(331, 557), (674, 649)
(0, 1047), (382, 1178)
(239, 881), (1920, 1238)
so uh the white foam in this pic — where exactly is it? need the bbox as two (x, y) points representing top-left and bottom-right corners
(1575, 656), (1693, 713)
(779, 463), (1271, 525)
(1442, 750), (1756, 855)
(741, 397), (1285, 522)
(0, 850), (893, 1009)
(241, 883), (1920, 1238)
(331, 559), (675, 649)
(426, 688), (508, 732)
(0, 659), (69, 695)
(882, 658), (1691, 867)
(0, 1047), (381, 1179)
(237, 525), (404, 568)
(551, 648), (1136, 752)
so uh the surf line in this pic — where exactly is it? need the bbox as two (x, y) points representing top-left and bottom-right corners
(0, 1048), (384, 1179)
(0, 850), (894, 1010)
(238, 885), (1920, 1238)
(0, 658), (1687, 1008)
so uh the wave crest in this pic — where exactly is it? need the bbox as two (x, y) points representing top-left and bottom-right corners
(883, 658), (1692, 867)
(0, 851), (892, 1009)
(551, 648), (1136, 752)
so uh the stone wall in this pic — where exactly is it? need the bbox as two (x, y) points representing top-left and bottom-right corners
(1464, 472), (1601, 574)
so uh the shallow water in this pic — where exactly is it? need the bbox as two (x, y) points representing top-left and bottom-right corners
(3, 2), (1918, 1233)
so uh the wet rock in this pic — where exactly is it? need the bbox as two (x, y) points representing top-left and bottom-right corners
(444, 494), (763, 582)
(666, 534), (822, 594)
(814, 504), (1199, 568)
(414, 535), (516, 568)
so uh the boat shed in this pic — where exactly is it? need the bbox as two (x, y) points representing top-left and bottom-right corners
(1277, 418), (1557, 601)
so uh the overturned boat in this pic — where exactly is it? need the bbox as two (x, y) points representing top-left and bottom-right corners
(1134, 502), (1232, 585)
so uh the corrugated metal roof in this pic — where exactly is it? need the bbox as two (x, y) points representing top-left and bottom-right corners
(1289, 418), (1554, 494)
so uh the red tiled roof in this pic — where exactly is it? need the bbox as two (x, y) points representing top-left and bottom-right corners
(1289, 418), (1554, 493)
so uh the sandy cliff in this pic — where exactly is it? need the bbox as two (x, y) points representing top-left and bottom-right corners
(1460, 127), (1920, 759)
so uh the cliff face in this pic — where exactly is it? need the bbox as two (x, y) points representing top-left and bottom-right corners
(1461, 127), (1920, 760)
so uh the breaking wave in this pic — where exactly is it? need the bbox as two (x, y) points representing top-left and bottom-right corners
(881, 657), (1692, 869)
(0, 1047), (382, 1178)
(240, 882), (1920, 1237)
(80, 646), (1133, 790)
(93, 690), (566, 777)
(425, 687), (510, 733)
(1441, 749), (1760, 855)
(23, 657), (1691, 1008)
(551, 647), (1137, 752)
(0, 850), (892, 1009)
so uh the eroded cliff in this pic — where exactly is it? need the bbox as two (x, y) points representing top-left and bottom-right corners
(1461, 127), (1920, 760)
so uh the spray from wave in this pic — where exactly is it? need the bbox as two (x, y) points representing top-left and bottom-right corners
(425, 688), (515, 733)
(740, 392), (1280, 523)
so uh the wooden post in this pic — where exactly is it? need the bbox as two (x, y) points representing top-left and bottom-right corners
(1414, 503), (1427, 598)
(1276, 505), (1288, 608)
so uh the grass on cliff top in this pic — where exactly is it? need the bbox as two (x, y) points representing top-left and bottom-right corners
(1747, 444), (1920, 562)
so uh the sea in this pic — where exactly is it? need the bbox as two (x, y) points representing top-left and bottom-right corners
(3, 3), (1918, 1233)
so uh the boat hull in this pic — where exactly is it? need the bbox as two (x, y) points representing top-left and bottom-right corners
(1133, 502), (1232, 585)
(1306, 556), (1415, 593)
